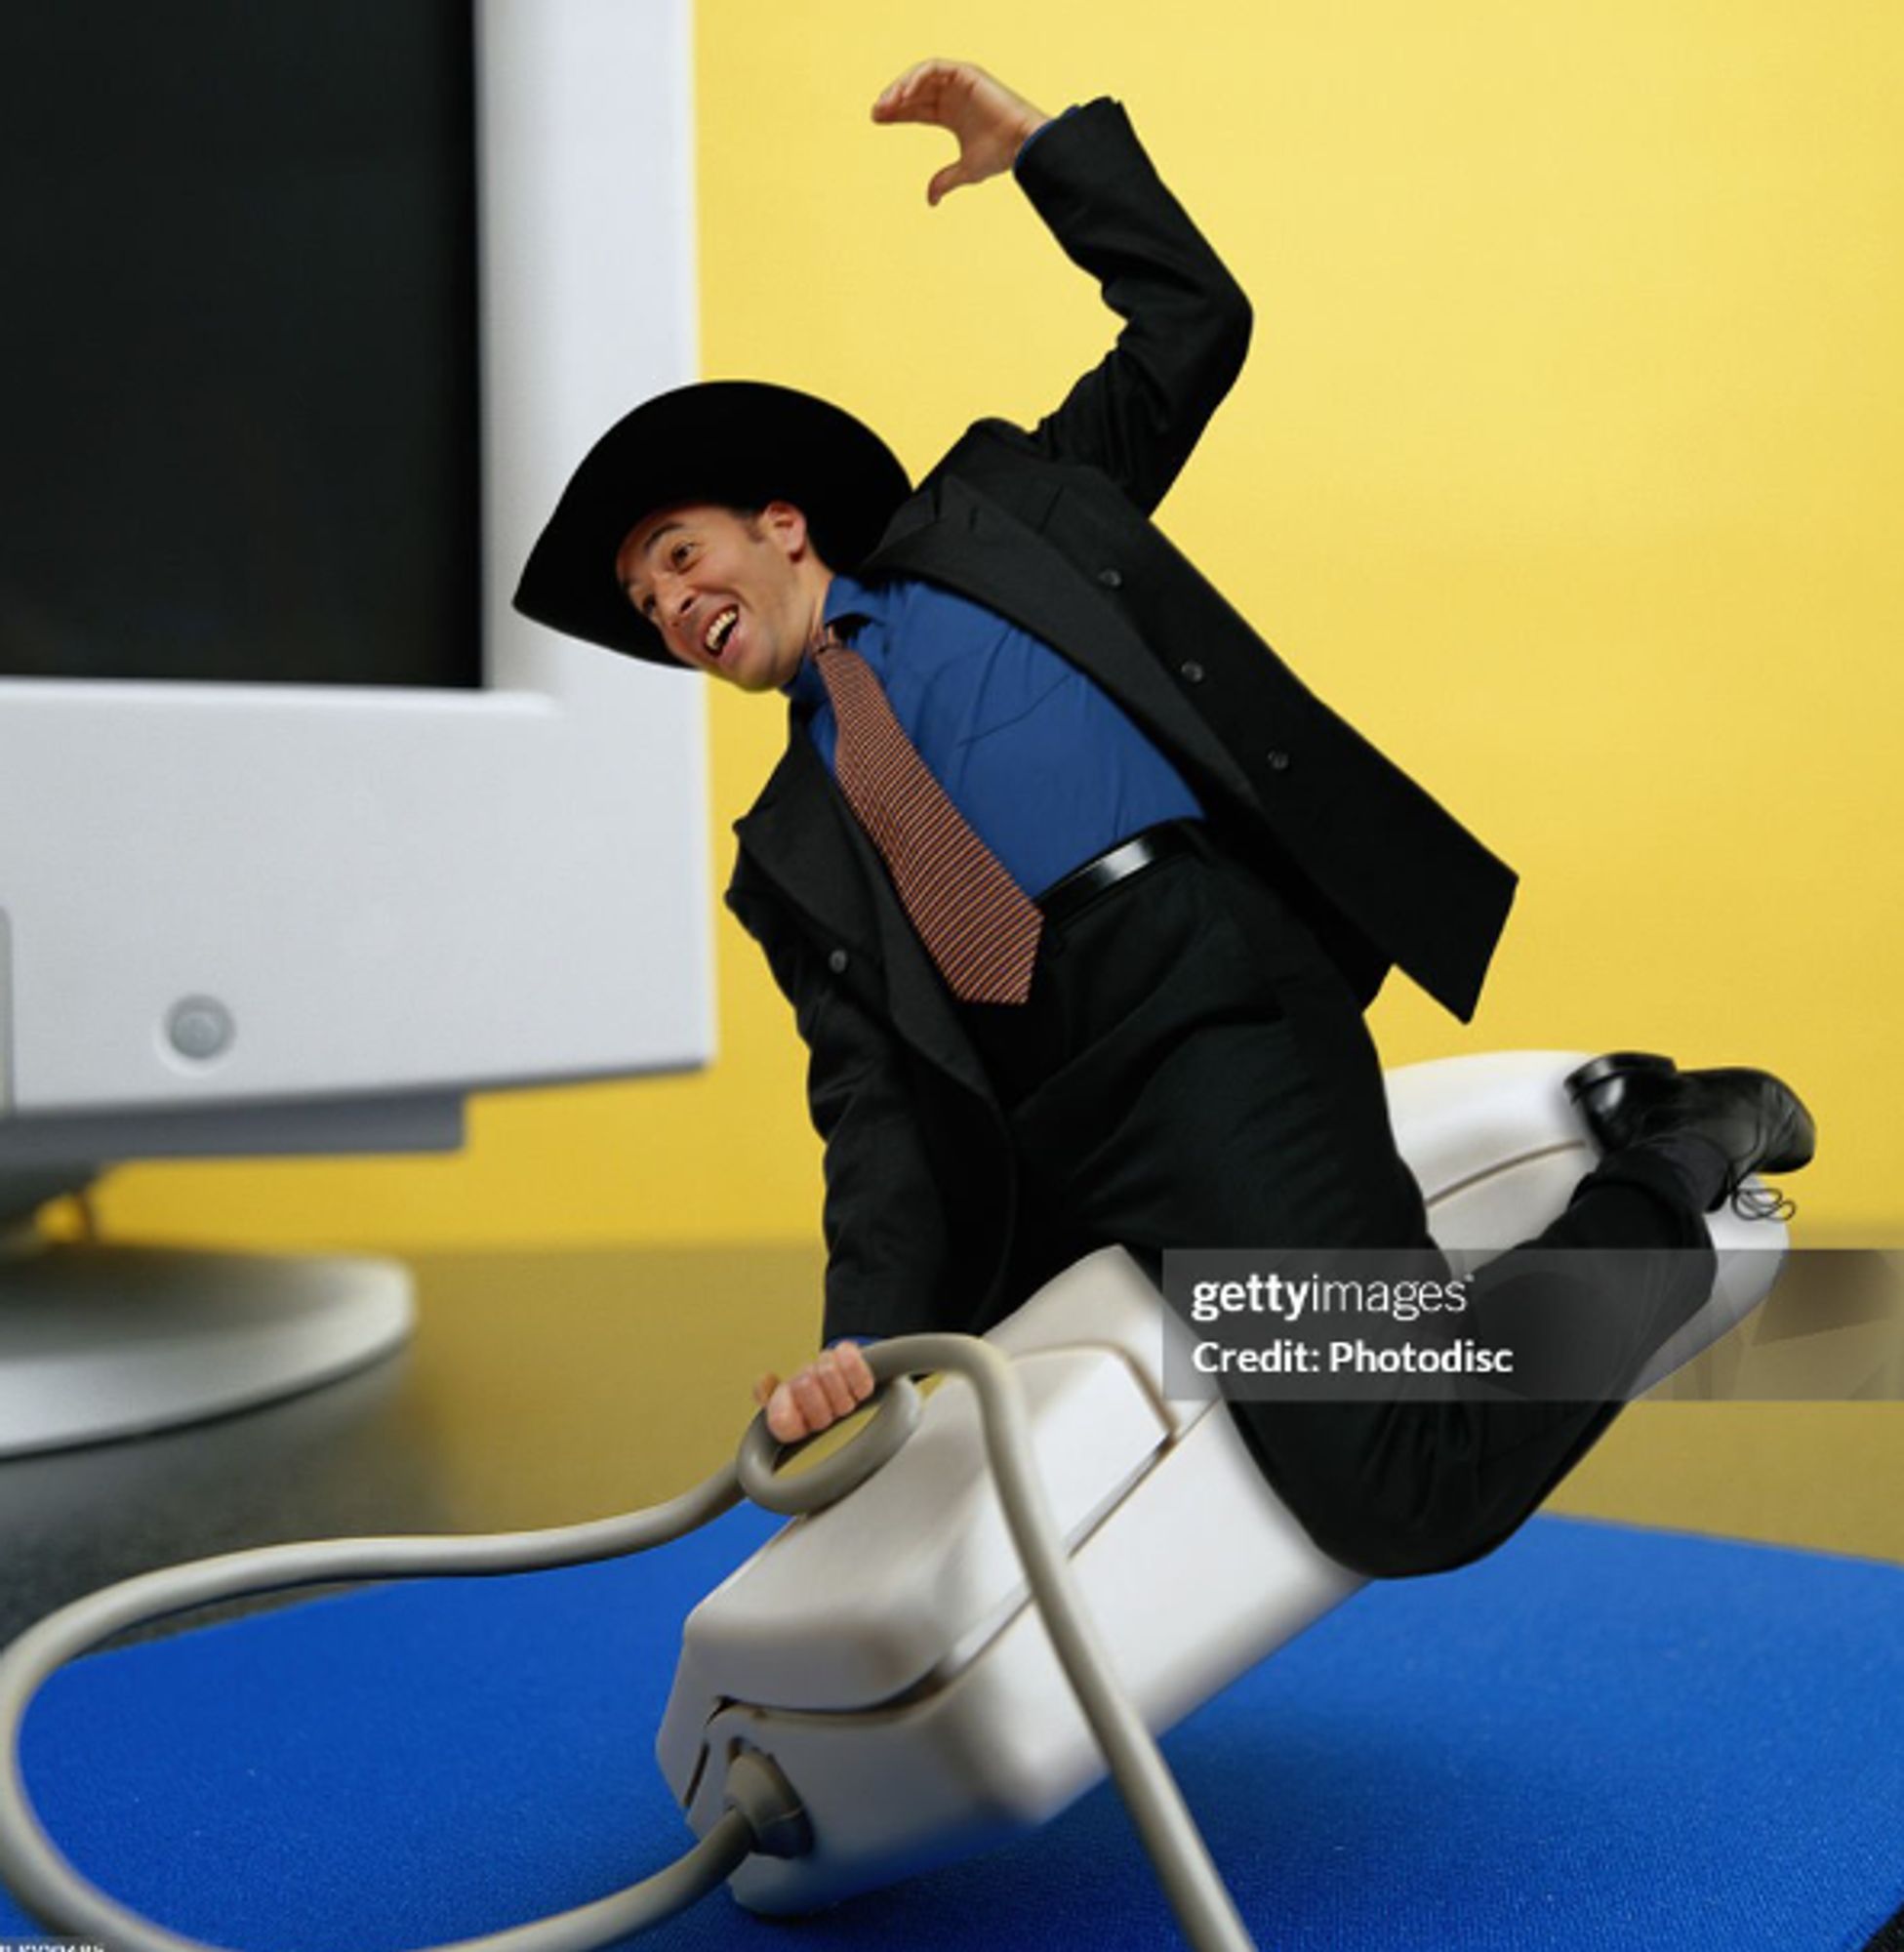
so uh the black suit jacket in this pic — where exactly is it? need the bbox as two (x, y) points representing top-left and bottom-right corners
(725, 99), (1517, 1345)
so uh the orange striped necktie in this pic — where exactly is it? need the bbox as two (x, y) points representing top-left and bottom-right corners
(811, 630), (1042, 1005)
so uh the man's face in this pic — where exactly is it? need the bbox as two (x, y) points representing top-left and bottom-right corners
(615, 501), (824, 692)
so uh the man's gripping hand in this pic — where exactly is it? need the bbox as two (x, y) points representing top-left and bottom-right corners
(753, 1341), (877, 1444)
(872, 60), (1050, 206)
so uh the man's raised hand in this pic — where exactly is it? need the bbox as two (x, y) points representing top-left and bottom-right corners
(752, 1340), (878, 1444)
(871, 60), (1051, 206)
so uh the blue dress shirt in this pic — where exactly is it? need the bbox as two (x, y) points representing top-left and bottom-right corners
(787, 572), (1202, 899)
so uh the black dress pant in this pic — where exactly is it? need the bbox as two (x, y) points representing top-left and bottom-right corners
(959, 824), (1715, 1579)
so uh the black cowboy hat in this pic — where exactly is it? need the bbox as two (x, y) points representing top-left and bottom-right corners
(511, 381), (912, 667)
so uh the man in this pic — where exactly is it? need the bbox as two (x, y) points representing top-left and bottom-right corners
(515, 61), (1812, 1577)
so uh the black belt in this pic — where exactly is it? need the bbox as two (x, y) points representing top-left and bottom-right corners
(1036, 821), (1201, 926)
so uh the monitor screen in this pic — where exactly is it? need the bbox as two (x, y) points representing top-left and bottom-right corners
(1, 2), (481, 687)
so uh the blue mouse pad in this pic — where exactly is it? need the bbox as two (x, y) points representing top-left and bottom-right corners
(4, 1509), (1901, 1950)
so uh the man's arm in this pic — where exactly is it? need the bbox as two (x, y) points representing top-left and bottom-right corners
(875, 60), (1253, 515)
(730, 881), (952, 1443)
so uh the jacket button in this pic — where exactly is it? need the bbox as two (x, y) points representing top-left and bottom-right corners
(828, 949), (849, 974)
(1179, 660), (1205, 684)
(1096, 567), (1123, 589)
(1265, 749), (1291, 772)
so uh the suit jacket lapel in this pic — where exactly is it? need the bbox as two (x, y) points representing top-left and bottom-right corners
(734, 729), (994, 1100)
(860, 473), (1257, 807)
(734, 729), (875, 951)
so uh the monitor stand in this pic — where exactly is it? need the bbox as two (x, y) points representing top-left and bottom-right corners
(0, 1223), (415, 1460)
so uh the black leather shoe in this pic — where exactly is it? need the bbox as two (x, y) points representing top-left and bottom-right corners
(1564, 1050), (1816, 1219)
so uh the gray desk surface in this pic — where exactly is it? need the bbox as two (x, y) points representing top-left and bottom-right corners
(0, 1244), (823, 1647)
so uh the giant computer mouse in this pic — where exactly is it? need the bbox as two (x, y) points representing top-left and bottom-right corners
(659, 1050), (1787, 1913)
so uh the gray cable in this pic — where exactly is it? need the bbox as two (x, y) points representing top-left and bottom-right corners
(737, 1371), (924, 1513)
(0, 1471), (752, 1951)
(0, 1334), (1254, 1952)
(850, 1337), (1255, 1952)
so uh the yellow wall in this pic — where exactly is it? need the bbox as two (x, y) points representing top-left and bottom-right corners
(87, 1), (1903, 1254)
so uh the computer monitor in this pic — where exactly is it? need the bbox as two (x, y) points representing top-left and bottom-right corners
(0, 1), (710, 1453)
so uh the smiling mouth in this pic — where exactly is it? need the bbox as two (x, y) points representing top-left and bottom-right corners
(704, 607), (739, 657)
